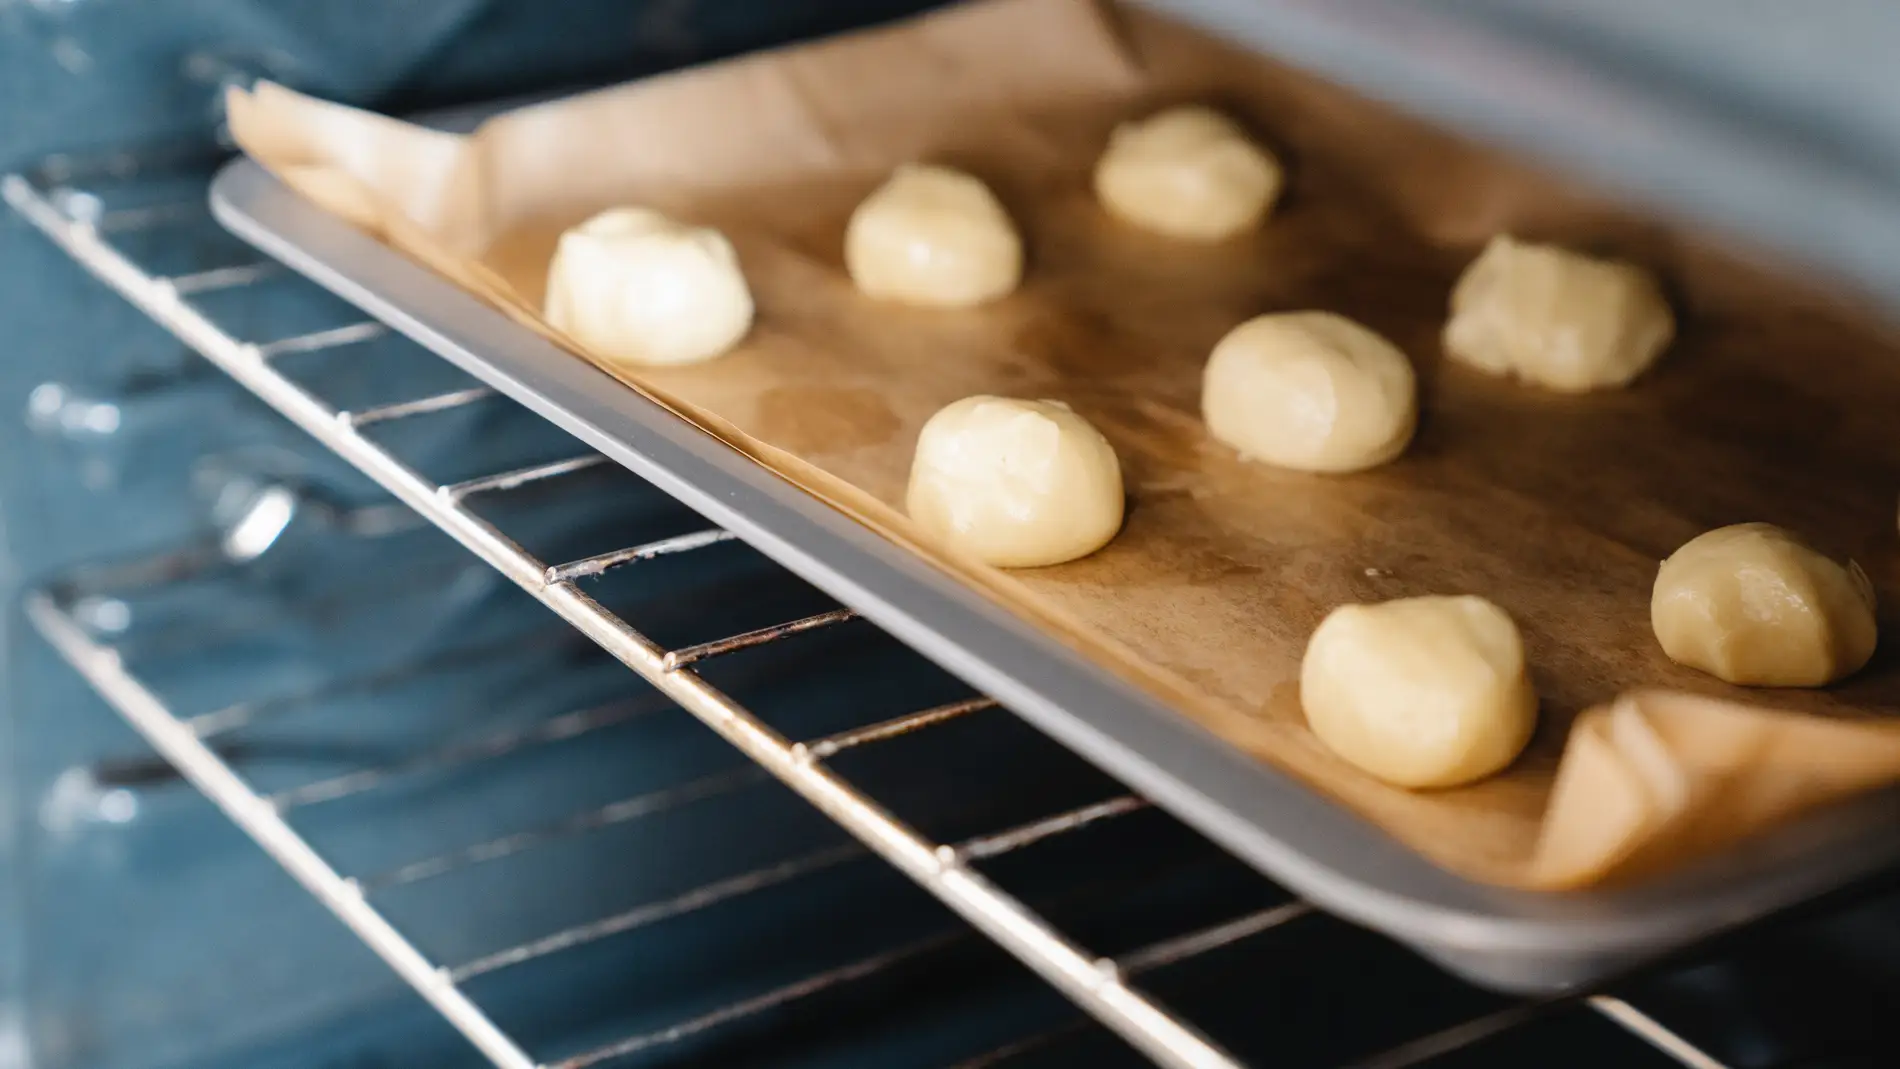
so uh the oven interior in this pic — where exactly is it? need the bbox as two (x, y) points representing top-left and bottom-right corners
(8, 3), (1900, 1068)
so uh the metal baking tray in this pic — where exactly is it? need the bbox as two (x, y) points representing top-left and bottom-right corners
(211, 145), (1900, 995)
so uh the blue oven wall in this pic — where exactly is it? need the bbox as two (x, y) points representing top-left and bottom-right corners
(0, 3), (941, 1068)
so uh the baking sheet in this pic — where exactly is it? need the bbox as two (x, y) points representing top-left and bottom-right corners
(221, 0), (1900, 896)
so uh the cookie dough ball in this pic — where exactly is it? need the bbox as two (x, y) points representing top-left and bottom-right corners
(1202, 312), (1416, 473)
(1301, 595), (1538, 789)
(906, 396), (1123, 568)
(544, 207), (753, 367)
(845, 164), (1022, 307)
(1652, 523), (1877, 687)
(1094, 106), (1282, 241)
(1444, 235), (1674, 392)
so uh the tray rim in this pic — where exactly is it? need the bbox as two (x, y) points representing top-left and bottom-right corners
(210, 156), (1900, 993)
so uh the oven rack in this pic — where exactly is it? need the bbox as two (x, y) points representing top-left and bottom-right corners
(3, 167), (1726, 1069)
(22, 576), (1298, 1069)
(24, 548), (1716, 1069)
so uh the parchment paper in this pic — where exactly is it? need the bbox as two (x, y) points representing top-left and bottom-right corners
(227, 0), (1900, 889)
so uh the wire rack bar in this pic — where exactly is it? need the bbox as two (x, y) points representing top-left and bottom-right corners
(797, 697), (997, 761)
(255, 320), (389, 359)
(953, 796), (1149, 863)
(447, 843), (868, 983)
(545, 528), (736, 584)
(340, 385), (496, 428)
(1340, 987), (1732, 1069)
(946, 904), (1319, 1069)
(268, 695), (666, 810)
(557, 931), (967, 1069)
(164, 260), (278, 294)
(1113, 902), (1314, 974)
(184, 631), (573, 738)
(1348, 1004), (1549, 1069)
(1351, 995), (1734, 1069)
(661, 608), (860, 669)
(22, 592), (538, 1069)
(360, 766), (771, 890)
(1587, 996), (1729, 1069)
(946, 1024), (1089, 1069)
(440, 454), (608, 501)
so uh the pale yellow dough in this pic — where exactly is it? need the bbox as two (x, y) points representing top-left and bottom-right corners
(1202, 311), (1416, 473)
(1652, 523), (1877, 687)
(845, 164), (1022, 307)
(544, 207), (753, 367)
(1094, 105), (1282, 241)
(1301, 595), (1538, 789)
(1444, 235), (1674, 392)
(906, 396), (1123, 568)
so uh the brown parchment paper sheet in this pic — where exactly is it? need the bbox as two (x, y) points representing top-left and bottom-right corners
(227, 0), (1900, 889)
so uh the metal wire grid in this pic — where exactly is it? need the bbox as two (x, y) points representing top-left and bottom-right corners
(1, 170), (1729, 1069)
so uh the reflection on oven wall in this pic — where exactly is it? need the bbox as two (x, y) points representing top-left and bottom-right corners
(0, 4), (943, 1067)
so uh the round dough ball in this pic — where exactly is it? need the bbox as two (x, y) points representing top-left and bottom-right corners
(544, 207), (753, 367)
(1301, 595), (1538, 789)
(906, 396), (1123, 568)
(1094, 106), (1282, 241)
(1444, 234), (1674, 392)
(1201, 311), (1416, 473)
(1652, 523), (1876, 687)
(845, 164), (1023, 307)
